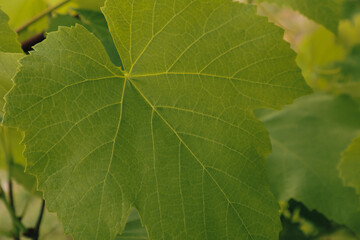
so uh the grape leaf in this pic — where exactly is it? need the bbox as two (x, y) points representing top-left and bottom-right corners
(47, 10), (122, 66)
(0, 9), (37, 193)
(0, 8), (23, 100)
(258, 0), (343, 33)
(339, 136), (360, 197)
(3, 0), (311, 239)
(0, 52), (22, 113)
(259, 93), (360, 234)
(0, 9), (23, 114)
(0, 8), (23, 164)
(76, 9), (122, 67)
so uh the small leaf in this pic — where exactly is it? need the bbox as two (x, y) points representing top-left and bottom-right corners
(4, 0), (311, 239)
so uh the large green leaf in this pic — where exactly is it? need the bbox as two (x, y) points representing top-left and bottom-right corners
(339, 135), (360, 196)
(259, 93), (360, 234)
(3, 0), (311, 239)
(258, 0), (343, 33)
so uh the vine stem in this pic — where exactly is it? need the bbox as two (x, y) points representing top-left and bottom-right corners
(0, 186), (27, 234)
(2, 129), (16, 212)
(15, 0), (71, 33)
(32, 200), (45, 240)
(0, 128), (26, 239)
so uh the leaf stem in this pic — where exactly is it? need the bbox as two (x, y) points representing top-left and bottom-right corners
(0, 186), (27, 234)
(8, 177), (14, 209)
(33, 200), (45, 240)
(15, 0), (71, 33)
(2, 128), (16, 215)
(24, 200), (46, 240)
(0, 128), (25, 239)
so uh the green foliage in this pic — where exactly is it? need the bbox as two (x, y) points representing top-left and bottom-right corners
(295, 26), (345, 88)
(296, 14), (360, 103)
(257, 0), (344, 33)
(47, 14), (81, 32)
(0, 0), (48, 40)
(3, 0), (360, 239)
(0, 8), (25, 171)
(339, 44), (360, 80)
(0, 9), (22, 53)
(339, 136), (360, 197)
(0, 9), (23, 114)
(0, 53), (22, 115)
(48, 10), (122, 66)
(343, 0), (360, 18)
(258, 93), (360, 234)
(0, 8), (36, 198)
(2, 0), (311, 239)
(75, 9), (122, 66)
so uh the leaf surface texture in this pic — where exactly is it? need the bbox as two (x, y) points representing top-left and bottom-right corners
(4, 0), (311, 239)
